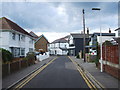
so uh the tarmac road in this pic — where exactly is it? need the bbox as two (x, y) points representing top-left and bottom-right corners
(19, 56), (90, 88)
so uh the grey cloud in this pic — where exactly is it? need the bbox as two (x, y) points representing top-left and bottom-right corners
(1, 2), (118, 33)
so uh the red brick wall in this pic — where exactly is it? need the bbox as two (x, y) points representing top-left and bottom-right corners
(98, 63), (120, 79)
(102, 45), (119, 64)
(105, 65), (120, 79)
(98, 45), (120, 79)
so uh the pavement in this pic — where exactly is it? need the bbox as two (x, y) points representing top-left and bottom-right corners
(70, 56), (120, 89)
(2, 56), (57, 89)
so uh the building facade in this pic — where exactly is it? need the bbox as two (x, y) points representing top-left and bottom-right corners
(115, 27), (120, 37)
(0, 17), (35, 57)
(68, 33), (91, 56)
(88, 32), (115, 55)
(35, 34), (49, 52)
(48, 36), (69, 55)
(89, 33), (115, 47)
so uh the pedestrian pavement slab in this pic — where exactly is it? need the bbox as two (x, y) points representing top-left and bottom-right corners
(70, 56), (120, 89)
(2, 56), (57, 88)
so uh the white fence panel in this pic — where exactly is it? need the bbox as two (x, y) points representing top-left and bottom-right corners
(37, 52), (49, 61)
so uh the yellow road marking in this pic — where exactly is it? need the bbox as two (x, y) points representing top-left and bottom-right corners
(14, 57), (58, 89)
(68, 56), (97, 90)
(85, 70), (105, 89)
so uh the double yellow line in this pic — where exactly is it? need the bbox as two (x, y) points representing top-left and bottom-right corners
(68, 56), (98, 90)
(14, 57), (58, 89)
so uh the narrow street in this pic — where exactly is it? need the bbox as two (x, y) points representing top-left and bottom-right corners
(15, 56), (90, 88)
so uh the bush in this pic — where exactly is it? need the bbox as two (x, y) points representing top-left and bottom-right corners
(76, 54), (79, 58)
(26, 52), (36, 60)
(0, 48), (13, 63)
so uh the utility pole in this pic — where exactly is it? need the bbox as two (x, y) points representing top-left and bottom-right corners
(82, 9), (86, 62)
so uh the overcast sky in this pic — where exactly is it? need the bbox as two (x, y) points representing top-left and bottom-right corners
(1, 2), (119, 42)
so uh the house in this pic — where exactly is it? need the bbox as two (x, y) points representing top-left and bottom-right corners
(115, 27), (120, 37)
(88, 32), (115, 48)
(35, 34), (49, 52)
(0, 17), (35, 57)
(88, 31), (115, 55)
(48, 36), (69, 55)
(68, 32), (91, 56)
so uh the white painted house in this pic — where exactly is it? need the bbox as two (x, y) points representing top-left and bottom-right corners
(0, 17), (35, 57)
(115, 27), (120, 37)
(48, 36), (69, 55)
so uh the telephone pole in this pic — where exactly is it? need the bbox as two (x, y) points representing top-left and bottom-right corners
(82, 9), (86, 62)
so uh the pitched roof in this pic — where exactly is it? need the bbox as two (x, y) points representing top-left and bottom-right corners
(29, 31), (39, 40)
(52, 38), (68, 43)
(71, 33), (92, 38)
(0, 17), (32, 37)
(64, 35), (70, 38)
(35, 34), (49, 43)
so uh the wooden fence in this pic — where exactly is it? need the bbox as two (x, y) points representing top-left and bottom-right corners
(2, 59), (35, 78)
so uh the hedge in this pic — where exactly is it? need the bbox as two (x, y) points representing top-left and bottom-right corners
(0, 48), (13, 63)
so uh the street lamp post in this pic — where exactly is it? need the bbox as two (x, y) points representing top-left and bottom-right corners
(92, 8), (103, 72)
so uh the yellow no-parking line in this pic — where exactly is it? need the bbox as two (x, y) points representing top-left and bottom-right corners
(68, 56), (98, 90)
(14, 57), (58, 89)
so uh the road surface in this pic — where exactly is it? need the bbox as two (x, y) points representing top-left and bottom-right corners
(17, 56), (90, 88)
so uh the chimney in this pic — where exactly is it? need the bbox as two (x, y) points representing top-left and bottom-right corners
(109, 28), (111, 33)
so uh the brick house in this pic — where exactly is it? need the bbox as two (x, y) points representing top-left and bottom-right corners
(35, 34), (49, 52)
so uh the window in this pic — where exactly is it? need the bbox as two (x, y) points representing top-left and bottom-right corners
(12, 33), (16, 40)
(21, 48), (25, 56)
(29, 48), (33, 52)
(29, 38), (33, 44)
(18, 34), (21, 41)
(10, 47), (20, 57)
(21, 35), (25, 41)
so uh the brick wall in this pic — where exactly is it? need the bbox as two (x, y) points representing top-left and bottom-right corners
(102, 45), (119, 64)
(98, 45), (120, 79)
(35, 36), (48, 52)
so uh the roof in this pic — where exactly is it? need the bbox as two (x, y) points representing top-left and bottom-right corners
(52, 38), (68, 43)
(29, 31), (39, 40)
(51, 35), (69, 43)
(93, 33), (115, 36)
(35, 34), (49, 43)
(0, 17), (33, 37)
(71, 33), (92, 38)
(64, 35), (70, 38)
(115, 27), (120, 31)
